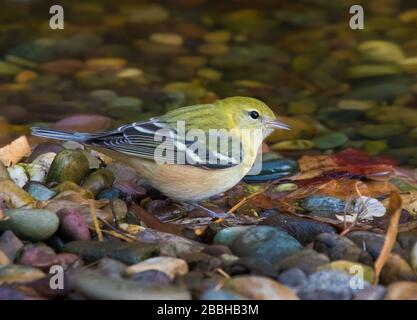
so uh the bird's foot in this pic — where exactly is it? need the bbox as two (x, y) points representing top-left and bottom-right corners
(186, 202), (229, 219)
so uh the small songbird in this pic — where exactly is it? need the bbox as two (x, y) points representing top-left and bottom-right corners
(31, 96), (289, 217)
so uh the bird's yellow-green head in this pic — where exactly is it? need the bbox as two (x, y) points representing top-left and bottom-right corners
(162, 96), (289, 138)
(215, 96), (289, 137)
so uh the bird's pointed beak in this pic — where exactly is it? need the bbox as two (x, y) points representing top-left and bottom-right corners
(266, 119), (291, 130)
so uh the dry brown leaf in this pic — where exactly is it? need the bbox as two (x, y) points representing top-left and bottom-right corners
(399, 191), (417, 216)
(298, 154), (337, 172)
(316, 179), (392, 199)
(374, 189), (402, 284)
(130, 203), (183, 236)
(0, 136), (31, 166)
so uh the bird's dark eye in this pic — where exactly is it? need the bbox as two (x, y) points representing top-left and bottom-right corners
(249, 110), (260, 119)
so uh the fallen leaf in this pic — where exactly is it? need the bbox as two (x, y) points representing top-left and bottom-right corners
(315, 179), (392, 199)
(399, 191), (417, 216)
(296, 149), (396, 181)
(336, 196), (386, 222)
(130, 203), (183, 236)
(53, 114), (111, 133)
(374, 189), (402, 284)
(298, 154), (337, 172)
(0, 136), (31, 166)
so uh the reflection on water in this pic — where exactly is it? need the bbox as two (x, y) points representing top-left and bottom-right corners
(0, 0), (417, 164)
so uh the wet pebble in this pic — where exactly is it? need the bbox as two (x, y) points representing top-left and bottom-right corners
(223, 275), (299, 300)
(271, 140), (314, 151)
(346, 231), (404, 261)
(297, 270), (370, 300)
(214, 226), (302, 264)
(129, 270), (172, 286)
(358, 41), (404, 63)
(276, 249), (330, 275)
(277, 268), (308, 289)
(150, 33), (183, 46)
(359, 124), (406, 139)
(300, 195), (345, 217)
(379, 254), (416, 285)
(0, 264), (45, 284)
(354, 285), (386, 300)
(223, 257), (277, 278)
(25, 182), (57, 201)
(95, 258), (127, 278)
(0, 162), (10, 181)
(261, 213), (336, 245)
(384, 281), (417, 300)
(125, 257), (188, 280)
(0, 61), (22, 76)
(17, 244), (79, 270)
(63, 241), (159, 265)
(313, 233), (373, 265)
(74, 272), (191, 300)
(81, 169), (114, 196)
(0, 250), (10, 266)
(200, 289), (246, 300)
(0, 209), (59, 241)
(243, 159), (298, 183)
(313, 132), (348, 149)
(56, 208), (91, 241)
(0, 231), (23, 261)
(318, 260), (375, 283)
(47, 150), (90, 184)
(0, 180), (36, 208)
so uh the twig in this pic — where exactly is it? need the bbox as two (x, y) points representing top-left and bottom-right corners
(374, 190), (402, 284)
(89, 199), (103, 241)
(97, 217), (136, 242)
(228, 183), (273, 214)
(215, 268), (231, 279)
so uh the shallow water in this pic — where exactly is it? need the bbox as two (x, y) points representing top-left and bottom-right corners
(0, 0), (417, 165)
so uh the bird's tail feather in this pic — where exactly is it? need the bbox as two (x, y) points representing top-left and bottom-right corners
(31, 127), (92, 142)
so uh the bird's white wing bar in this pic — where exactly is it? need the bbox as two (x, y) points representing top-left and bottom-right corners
(89, 119), (244, 169)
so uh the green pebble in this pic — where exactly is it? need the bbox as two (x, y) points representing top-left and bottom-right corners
(358, 41), (405, 63)
(364, 140), (388, 155)
(271, 140), (314, 151)
(0, 264), (45, 283)
(0, 209), (59, 241)
(0, 61), (22, 76)
(74, 272), (191, 300)
(313, 132), (348, 149)
(274, 183), (298, 193)
(347, 64), (401, 79)
(110, 96), (143, 109)
(47, 150), (90, 184)
(82, 169), (115, 196)
(318, 260), (375, 284)
(288, 100), (317, 115)
(63, 241), (159, 265)
(359, 124), (406, 139)
(0, 162), (10, 181)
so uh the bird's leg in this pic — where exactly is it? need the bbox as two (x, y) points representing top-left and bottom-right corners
(185, 202), (228, 219)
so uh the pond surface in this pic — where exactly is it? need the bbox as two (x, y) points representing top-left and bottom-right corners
(1, 0), (417, 165)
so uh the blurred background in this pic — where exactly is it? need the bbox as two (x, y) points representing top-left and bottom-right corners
(0, 0), (417, 164)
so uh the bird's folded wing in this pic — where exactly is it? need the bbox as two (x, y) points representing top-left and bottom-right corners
(88, 119), (244, 169)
